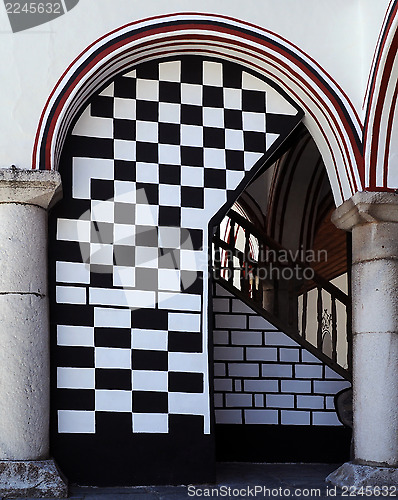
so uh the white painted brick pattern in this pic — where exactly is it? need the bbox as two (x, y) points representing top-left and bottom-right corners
(213, 284), (350, 426)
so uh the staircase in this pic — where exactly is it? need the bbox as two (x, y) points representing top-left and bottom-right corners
(212, 209), (352, 381)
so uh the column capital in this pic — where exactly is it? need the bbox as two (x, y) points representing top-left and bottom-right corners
(0, 168), (62, 209)
(332, 191), (398, 231)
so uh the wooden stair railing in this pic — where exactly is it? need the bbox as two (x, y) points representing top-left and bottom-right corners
(212, 209), (352, 381)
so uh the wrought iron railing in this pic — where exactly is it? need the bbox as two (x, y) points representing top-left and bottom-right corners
(213, 209), (352, 379)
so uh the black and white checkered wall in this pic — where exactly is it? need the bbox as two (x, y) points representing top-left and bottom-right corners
(51, 57), (301, 441)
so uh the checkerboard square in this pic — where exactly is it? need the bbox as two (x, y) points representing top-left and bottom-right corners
(203, 86), (223, 108)
(114, 119), (136, 141)
(91, 96), (114, 118)
(159, 123), (180, 145)
(203, 127), (225, 149)
(114, 181), (136, 203)
(135, 204), (159, 226)
(132, 350), (168, 371)
(114, 75), (136, 99)
(223, 62), (243, 88)
(91, 222), (113, 244)
(114, 224), (135, 246)
(158, 248), (180, 269)
(225, 150), (245, 170)
(135, 246), (159, 268)
(159, 206), (181, 227)
(242, 89), (266, 112)
(159, 164), (181, 185)
(113, 245), (135, 267)
(159, 102), (180, 124)
(203, 61), (223, 87)
(136, 122), (158, 144)
(159, 81), (181, 103)
(223, 88), (242, 110)
(136, 162), (159, 184)
(114, 98), (136, 120)
(224, 109), (243, 129)
(114, 160), (136, 181)
(243, 112), (266, 132)
(181, 125), (203, 147)
(181, 83), (203, 106)
(180, 165), (204, 187)
(181, 147), (203, 167)
(91, 179), (114, 201)
(135, 226), (158, 247)
(96, 369), (132, 390)
(181, 186), (204, 209)
(114, 203), (135, 224)
(225, 129), (244, 150)
(181, 57), (203, 84)
(181, 229), (202, 251)
(136, 142), (158, 163)
(135, 268), (158, 290)
(114, 139), (136, 161)
(204, 169), (226, 189)
(159, 184), (181, 207)
(136, 62), (159, 80)
(132, 392), (168, 413)
(181, 104), (202, 126)
(90, 244), (113, 266)
(158, 144), (181, 165)
(158, 226), (181, 249)
(136, 100), (158, 122)
(158, 268), (181, 291)
(203, 107), (224, 128)
(244, 131), (267, 152)
(113, 266), (135, 288)
(136, 79), (159, 101)
(159, 60), (181, 82)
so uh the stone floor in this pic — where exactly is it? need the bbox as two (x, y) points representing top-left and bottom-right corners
(4, 463), (394, 499)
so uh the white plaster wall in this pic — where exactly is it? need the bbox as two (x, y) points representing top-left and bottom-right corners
(0, 0), (385, 170)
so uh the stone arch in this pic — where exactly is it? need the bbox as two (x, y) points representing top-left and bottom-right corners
(33, 13), (362, 205)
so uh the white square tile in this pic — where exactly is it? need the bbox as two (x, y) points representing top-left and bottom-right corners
(132, 370), (168, 392)
(91, 200), (114, 223)
(90, 243), (114, 265)
(168, 392), (207, 415)
(113, 266), (135, 288)
(180, 166), (204, 187)
(226, 170), (244, 190)
(114, 223), (135, 246)
(57, 325), (94, 347)
(203, 148), (225, 169)
(135, 204), (158, 226)
(114, 98), (136, 120)
(136, 79), (159, 101)
(158, 226), (180, 248)
(223, 88), (242, 110)
(57, 219), (91, 242)
(132, 413), (168, 433)
(158, 144), (181, 165)
(181, 83), (202, 106)
(95, 390), (132, 412)
(203, 61), (223, 86)
(56, 261), (90, 284)
(94, 307), (131, 328)
(72, 157), (114, 200)
(114, 181), (136, 203)
(136, 162), (159, 183)
(168, 312), (201, 332)
(243, 112), (266, 132)
(180, 125), (203, 147)
(73, 107), (113, 139)
(158, 269), (181, 291)
(159, 102), (180, 123)
(159, 184), (181, 206)
(58, 410), (95, 434)
(95, 347), (131, 369)
(203, 107), (224, 128)
(57, 368), (95, 389)
(225, 129), (244, 150)
(135, 246), (159, 268)
(158, 292), (201, 311)
(56, 286), (86, 305)
(131, 329), (168, 351)
(244, 151), (263, 171)
(114, 139), (136, 161)
(136, 121), (158, 143)
(159, 60), (181, 82)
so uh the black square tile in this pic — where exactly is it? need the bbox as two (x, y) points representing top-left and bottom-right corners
(203, 86), (223, 108)
(96, 369), (132, 390)
(181, 271), (203, 294)
(114, 203), (135, 224)
(181, 104), (202, 126)
(91, 222), (113, 244)
(159, 81), (181, 103)
(114, 75), (136, 99)
(132, 392), (168, 413)
(159, 164), (181, 185)
(55, 240), (89, 264)
(55, 389), (95, 411)
(203, 127), (225, 149)
(132, 350), (168, 371)
(90, 266), (113, 288)
(114, 119), (136, 141)
(204, 168), (226, 189)
(225, 150), (245, 170)
(242, 89), (266, 113)
(69, 135), (114, 159)
(136, 142), (158, 163)
(159, 123), (180, 145)
(181, 146), (203, 167)
(94, 328), (131, 348)
(53, 303), (93, 327)
(135, 226), (158, 247)
(136, 183), (159, 205)
(168, 331), (202, 352)
(55, 346), (94, 368)
(113, 245), (135, 267)
(91, 179), (114, 201)
(224, 109), (243, 130)
(131, 308), (168, 330)
(222, 62), (242, 89)
(136, 100), (158, 122)
(181, 186), (204, 208)
(244, 131), (266, 153)
(181, 57), (203, 84)
(136, 62), (159, 80)
(181, 228), (203, 250)
(135, 268), (158, 291)
(114, 160), (136, 181)
(169, 372), (203, 393)
(90, 96), (114, 118)
(159, 206), (181, 227)
(158, 248), (180, 269)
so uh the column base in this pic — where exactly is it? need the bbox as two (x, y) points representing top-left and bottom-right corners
(0, 459), (68, 498)
(327, 462), (398, 488)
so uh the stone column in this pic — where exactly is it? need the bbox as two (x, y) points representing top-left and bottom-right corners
(327, 191), (398, 487)
(0, 168), (67, 498)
